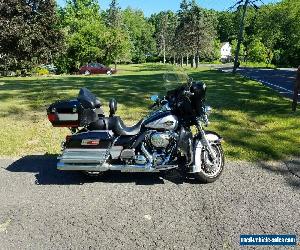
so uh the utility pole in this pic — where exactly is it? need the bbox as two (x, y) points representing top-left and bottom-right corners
(232, 0), (250, 73)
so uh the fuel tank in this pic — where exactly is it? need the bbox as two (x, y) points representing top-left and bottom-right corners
(144, 111), (178, 131)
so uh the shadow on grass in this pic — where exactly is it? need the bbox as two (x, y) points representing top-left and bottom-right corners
(189, 70), (300, 160)
(189, 71), (291, 114)
(6, 155), (200, 185)
(0, 73), (167, 113)
(0, 69), (293, 115)
(1, 67), (299, 160)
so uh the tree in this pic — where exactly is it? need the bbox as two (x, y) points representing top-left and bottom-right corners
(231, 39), (245, 61)
(59, 0), (106, 72)
(192, 7), (217, 66)
(175, 1), (191, 66)
(106, 0), (122, 27)
(0, 0), (64, 71)
(103, 28), (131, 67)
(232, 0), (250, 73)
(176, 1), (217, 68)
(123, 8), (156, 63)
(247, 38), (267, 62)
(150, 11), (177, 64)
(254, 0), (300, 66)
(217, 11), (236, 42)
(104, 0), (131, 68)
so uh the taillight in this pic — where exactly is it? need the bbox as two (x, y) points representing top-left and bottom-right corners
(48, 113), (57, 122)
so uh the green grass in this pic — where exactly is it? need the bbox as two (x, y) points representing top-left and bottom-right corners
(240, 61), (277, 69)
(0, 63), (299, 160)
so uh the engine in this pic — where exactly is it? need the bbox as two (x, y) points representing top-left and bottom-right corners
(150, 132), (172, 148)
(142, 131), (177, 166)
(118, 131), (177, 167)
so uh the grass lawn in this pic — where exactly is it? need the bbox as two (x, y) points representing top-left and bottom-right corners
(0, 63), (299, 161)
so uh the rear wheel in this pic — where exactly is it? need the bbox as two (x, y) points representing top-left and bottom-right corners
(193, 144), (224, 183)
(84, 70), (91, 76)
(106, 70), (112, 75)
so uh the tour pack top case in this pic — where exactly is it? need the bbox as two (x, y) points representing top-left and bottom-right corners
(47, 88), (104, 128)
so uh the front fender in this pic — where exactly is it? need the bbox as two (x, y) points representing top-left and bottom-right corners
(191, 131), (222, 173)
(204, 131), (223, 143)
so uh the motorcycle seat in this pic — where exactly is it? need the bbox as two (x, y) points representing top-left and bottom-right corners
(106, 116), (144, 136)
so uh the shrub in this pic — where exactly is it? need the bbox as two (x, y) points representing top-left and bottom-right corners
(32, 67), (49, 76)
(247, 39), (268, 63)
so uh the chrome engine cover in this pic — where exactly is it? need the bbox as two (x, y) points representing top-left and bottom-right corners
(150, 132), (171, 148)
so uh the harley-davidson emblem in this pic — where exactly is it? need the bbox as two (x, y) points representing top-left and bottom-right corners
(81, 139), (100, 146)
(164, 121), (174, 127)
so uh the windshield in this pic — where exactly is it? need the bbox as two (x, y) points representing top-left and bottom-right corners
(162, 65), (189, 92)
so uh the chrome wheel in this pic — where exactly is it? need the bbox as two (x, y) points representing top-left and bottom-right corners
(194, 144), (224, 183)
(202, 144), (223, 178)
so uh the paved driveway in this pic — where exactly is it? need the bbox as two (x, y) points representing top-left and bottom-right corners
(238, 67), (297, 100)
(219, 66), (298, 101)
(0, 156), (299, 249)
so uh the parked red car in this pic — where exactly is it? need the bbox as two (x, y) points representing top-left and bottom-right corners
(79, 63), (116, 75)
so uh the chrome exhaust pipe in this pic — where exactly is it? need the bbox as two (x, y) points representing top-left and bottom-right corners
(57, 147), (177, 172)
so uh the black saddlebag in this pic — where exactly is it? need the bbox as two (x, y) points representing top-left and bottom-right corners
(65, 130), (114, 149)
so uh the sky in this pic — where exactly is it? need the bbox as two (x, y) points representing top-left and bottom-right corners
(57, 0), (281, 17)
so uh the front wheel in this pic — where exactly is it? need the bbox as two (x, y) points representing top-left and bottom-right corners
(193, 144), (224, 183)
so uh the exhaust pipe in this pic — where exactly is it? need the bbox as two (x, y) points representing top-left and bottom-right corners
(57, 147), (177, 172)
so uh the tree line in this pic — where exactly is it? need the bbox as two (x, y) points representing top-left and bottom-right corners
(219, 0), (300, 67)
(0, 0), (299, 74)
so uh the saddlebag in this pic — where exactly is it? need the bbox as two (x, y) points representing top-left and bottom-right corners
(65, 130), (113, 149)
(57, 131), (114, 171)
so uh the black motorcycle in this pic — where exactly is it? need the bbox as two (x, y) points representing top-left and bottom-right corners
(47, 75), (224, 183)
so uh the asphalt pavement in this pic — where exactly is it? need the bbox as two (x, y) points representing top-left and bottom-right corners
(218, 66), (298, 101)
(0, 156), (299, 249)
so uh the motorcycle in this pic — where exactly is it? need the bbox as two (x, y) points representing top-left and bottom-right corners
(47, 71), (224, 183)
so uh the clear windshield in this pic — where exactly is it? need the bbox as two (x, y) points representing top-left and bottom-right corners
(162, 65), (189, 92)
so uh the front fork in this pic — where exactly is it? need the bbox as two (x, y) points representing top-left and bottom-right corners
(195, 119), (217, 163)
